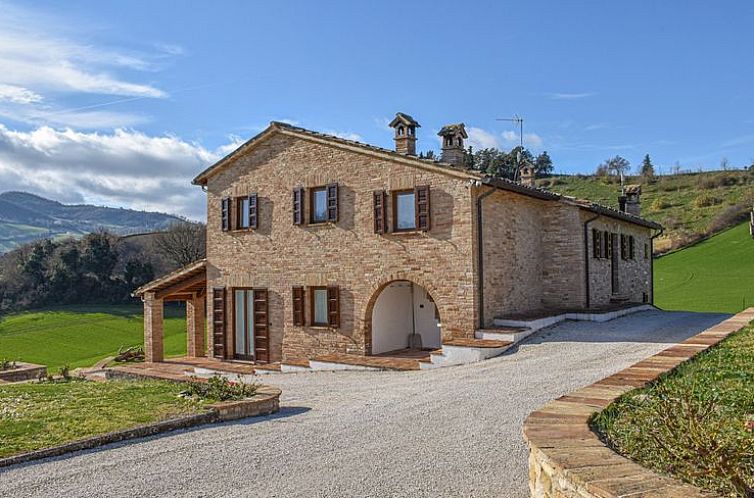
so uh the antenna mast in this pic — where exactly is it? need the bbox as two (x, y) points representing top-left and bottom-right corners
(496, 114), (525, 181)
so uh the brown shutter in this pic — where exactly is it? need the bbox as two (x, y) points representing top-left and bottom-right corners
(415, 185), (430, 231)
(327, 183), (339, 222)
(249, 193), (258, 229)
(292, 286), (304, 326)
(327, 286), (340, 328)
(629, 236), (635, 260)
(602, 231), (610, 259)
(221, 198), (230, 231)
(293, 187), (304, 225)
(620, 234), (627, 260)
(211, 287), (226, 358)
(253, 289), (269, 363)
(592, 229), (600, 258)
(373, 190), (387, 234)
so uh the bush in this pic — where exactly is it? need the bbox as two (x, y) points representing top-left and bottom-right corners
(183, 375), (258, 401)
(708, 204), (750, 233)
(694, 193), (722, 208)
(698, 173), (741, 189)
(0, 359), (17, 371)
(651, 198), (671, 211)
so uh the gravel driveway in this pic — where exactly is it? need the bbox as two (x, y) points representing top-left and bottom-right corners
(0, 310), (727, 498)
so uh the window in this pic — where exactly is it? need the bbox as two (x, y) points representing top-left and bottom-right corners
(308, 184), (338, 224)
(221, 198), (230, 231)
(394, 190), (415, 231)
(233, 194), (258, 230)
(310, 187), (327, 223)
(309, 285), (340, 328)
(602, 230), (610, 259)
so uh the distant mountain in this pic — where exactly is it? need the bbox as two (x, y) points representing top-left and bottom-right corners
(0, 191), (184, 254)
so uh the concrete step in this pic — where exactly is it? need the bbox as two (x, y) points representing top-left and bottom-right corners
(475, 326), (533, 343)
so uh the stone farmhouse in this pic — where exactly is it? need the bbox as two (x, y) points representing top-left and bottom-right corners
(134, 113), (661, 371)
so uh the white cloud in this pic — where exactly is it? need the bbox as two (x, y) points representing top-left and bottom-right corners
(466, 127), (500, 149)
(0, 125), (234, 219)
(501, 130), (544, 148)
(547, 92), (595, 100)
(0, 84), (42, 104)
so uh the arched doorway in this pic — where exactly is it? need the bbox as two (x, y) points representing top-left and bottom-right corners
(370, 280), (441, 355)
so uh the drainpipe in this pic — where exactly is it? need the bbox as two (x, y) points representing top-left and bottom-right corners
(583, 214), (600, 309)
(650, 226), (664, 306)
(476, 185), (496, 329)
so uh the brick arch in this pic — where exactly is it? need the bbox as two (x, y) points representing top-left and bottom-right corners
(362, 273), (445, 355)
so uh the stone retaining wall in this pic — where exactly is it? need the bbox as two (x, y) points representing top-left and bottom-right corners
(523, 308), (754, 498)
(0, 362), (46, 382)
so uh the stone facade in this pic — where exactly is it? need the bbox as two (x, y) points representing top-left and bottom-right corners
(199, 123), (657, 362)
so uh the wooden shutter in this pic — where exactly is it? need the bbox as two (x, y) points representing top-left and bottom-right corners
(253, 289), (269, 363)
(326, 183), (339, 222)
(602, 231), (610, 259)
(221, 198), (230, 231)
(373, 190), (387, 234)
(292, 286), (305, 326)
(293, 188), (304, 225)
(620, 234), (627, 260)
(211, 287), (226, 358)
(415, 185), (430, 231)
(327, 286), (340, 328)
(249, 193), (258, 229)
(629, 236), (635, 260)
(592, 229), (600, 258)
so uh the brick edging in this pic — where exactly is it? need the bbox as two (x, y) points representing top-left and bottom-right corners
(0, 387), (281, 469)
(523, 308), (754, 498)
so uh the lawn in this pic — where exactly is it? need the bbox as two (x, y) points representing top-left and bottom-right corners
(0, 379), (210, 458)
(592, 323), (754, 496)
(0, 304), (187, 372)
(654, 222), (754, 313)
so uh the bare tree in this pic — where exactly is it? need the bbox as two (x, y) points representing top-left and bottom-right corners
(153, 222), (206, 268)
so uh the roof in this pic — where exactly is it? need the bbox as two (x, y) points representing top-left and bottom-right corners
(132, 259), (207, 299)
(191, 121), (661, 231)
(437, 123), (468, 139)
(388, 112), (420, 128)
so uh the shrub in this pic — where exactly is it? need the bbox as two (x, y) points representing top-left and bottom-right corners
(0, 359), (17, 371)
(694, 193), (722, 208)
(183, 375), (258, 401)
(59, 364), (71, 380)
(708, 204), (750, 233)
(698, 173), (741, 189)
(651, 198), (671, 211)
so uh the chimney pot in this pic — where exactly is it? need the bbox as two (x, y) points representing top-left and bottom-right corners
(388, 112), (420, 156)
(437, 123), (468, 167)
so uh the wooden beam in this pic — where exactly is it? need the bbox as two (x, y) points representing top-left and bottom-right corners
(155, 271), (207, 300)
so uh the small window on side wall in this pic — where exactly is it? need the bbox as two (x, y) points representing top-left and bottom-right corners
(393, 190), (416, 231)
(308, 183), (338, 224)
(309, 285), (339, 328)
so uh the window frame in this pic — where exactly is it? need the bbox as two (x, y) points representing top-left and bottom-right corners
(309, 286), (329, 326)
(392, 189), (417, 232)
(309, 186), (329, 224)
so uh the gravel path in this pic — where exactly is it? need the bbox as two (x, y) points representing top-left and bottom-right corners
(0, 310), (727, 498)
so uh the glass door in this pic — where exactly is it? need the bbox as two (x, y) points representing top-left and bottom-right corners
(233, 289), (255, 360)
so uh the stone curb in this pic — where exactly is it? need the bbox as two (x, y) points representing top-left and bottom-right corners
(522, 308), (754, 498)
(0, 387), (281, 469)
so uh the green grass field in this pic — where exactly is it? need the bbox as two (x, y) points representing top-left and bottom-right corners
(654, 222), (754, 313)
(0, 304), (187, 371)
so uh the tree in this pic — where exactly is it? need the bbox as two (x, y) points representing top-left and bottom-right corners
(81, 232), (118, 282)
(153, 222), (206, 268)
(640, 154), (655, 178)
(598, 155), (630, 176)
(534, 151), (554, 177)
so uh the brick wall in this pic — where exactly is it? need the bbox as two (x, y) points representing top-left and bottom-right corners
(205, 133), (476, 362)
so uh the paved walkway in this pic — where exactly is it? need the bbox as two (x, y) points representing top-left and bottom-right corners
(0, 310), (727, 498)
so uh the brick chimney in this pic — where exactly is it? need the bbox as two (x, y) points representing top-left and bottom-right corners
(620, 184), (641, 216)
(437, 123), (468, 167)
(388, 112), (420, 156)
(519, 161), (536, 187)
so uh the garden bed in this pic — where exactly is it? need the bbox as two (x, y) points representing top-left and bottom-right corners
(0, 377), (280, 465)
(592, 323), (754, 496)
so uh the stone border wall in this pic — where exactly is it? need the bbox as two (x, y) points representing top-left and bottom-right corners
(0, 386), (281, 469)
(0, 362), (46, 382)
(523, 308), (754, 498)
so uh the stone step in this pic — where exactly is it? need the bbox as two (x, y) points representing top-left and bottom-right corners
(475, 326), (533, 343)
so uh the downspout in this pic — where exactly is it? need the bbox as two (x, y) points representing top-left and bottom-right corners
(583, 213), (600, 309)
(650, 227), (664, 306)
(476, 185), (496, 329)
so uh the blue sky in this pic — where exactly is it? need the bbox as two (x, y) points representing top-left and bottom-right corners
(0, 1), (752, 218)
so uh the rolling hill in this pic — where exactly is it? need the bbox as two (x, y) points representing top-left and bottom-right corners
(654, 221), (754, 313)
(539, 170), (754, 253)
(0, 191), (183, 253)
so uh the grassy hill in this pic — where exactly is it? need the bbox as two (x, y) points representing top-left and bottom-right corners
(654, 222), (754, 313)
(0, 304), (187, 371)
(540, 170), (754, 253)
(0, 191), (184, 254)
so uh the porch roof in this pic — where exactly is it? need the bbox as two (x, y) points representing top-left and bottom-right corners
(132, 259), (207, 301)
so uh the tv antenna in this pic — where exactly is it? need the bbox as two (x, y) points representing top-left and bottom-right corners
(496, 114), (524, 149)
